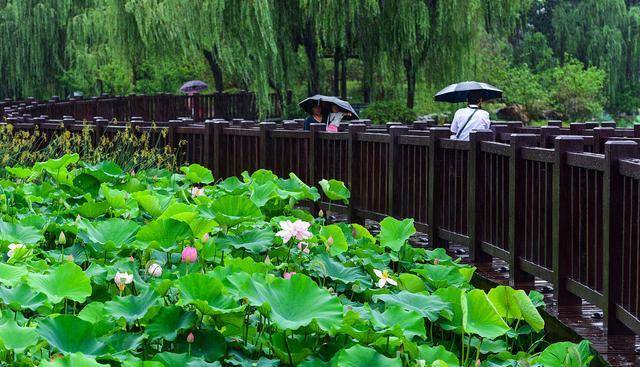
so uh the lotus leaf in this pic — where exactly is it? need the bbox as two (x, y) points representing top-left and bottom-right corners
(27, 262), (92, 304)
(378, 217), (415, 251)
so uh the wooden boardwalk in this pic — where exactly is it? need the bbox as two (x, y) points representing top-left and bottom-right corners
(449, 243), (640, 367)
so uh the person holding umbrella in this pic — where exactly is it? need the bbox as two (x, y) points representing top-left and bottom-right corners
(299, 95), (359, 132)
(434, 81), (502, 140)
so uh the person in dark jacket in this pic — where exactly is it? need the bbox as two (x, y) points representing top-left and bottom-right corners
(303, 103), (324, 131)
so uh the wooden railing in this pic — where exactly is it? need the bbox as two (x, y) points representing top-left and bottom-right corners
(3, 116), (640, 336)
(0, 92), (284, 122)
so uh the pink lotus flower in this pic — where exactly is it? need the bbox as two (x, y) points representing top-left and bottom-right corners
(276, 220), (312, 243)
(129, 256), (134, 262)
(191, 186), (205, 198)
(283, 272), (296, 280)
(297, 242), (310, 254)
(186, 332), (195, 343)
(181, 246), (198, 263)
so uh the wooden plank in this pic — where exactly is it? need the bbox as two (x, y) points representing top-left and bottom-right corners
(566, 152), (606, 171)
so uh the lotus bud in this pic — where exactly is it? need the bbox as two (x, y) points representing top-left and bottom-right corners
(186, 332), (195, 343)
(58, 231), (66, 245)
(318, 209), (324, 218)
(181, 246), (198, 263)
(202, 232), (210, 243)
(417, 360), (426, 367)
(283, 272), (296, 280)
(65, 254), (74, 262)
(147, 262), (163, 277)
(475, 359), (481, 367)
(264, 255), (271, 264)
(153, 175), (158, 182)
(129, 255), (134, 262)
(130, 169), (136, 176)
(327, 236), (334, 246)
(434, 258), (440, 265)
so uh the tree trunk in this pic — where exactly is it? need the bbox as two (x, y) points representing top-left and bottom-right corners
(303, 33), (320, 95)
(404, 56), (416, 109)
(340, 50), (347, 99)
(362, 58), (373, 103)
(203, 50), (224, 92)
(333, 47), (340, 96)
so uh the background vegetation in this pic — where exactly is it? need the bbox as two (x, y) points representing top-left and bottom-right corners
(0, 0), (639, 122)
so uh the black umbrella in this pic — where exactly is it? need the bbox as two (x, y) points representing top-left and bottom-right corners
(434, 81), (502, 103)
(180, 80), (209, 94)
(299, 95), (359, 119)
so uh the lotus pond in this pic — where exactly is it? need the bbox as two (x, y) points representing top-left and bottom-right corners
(0, 154), (593, 366)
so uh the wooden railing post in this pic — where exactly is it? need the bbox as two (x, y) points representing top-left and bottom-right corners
(539, 126), (561, 148)
(603, 140), (638, 334)
(203, 120), (215, 170)
(348, 124), (367, 224)
(212, 121), (229, 178)
(593, 127), (614, 154)
(259, 122), (276, 170)
(428, 127), (453, 247)
(389, 125), (410, 217)
(553, 136), (584, 306)
(509, 134), (539, 285)
(468, 130), (495, 263)
(309, 123), (325, 216)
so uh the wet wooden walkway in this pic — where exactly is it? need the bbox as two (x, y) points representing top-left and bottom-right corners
(449, 243), (640, 367)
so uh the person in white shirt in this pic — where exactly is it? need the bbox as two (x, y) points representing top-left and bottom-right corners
(449, 90), (491, 140)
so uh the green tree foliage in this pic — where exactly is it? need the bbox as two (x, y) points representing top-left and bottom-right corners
(361, 101), (418, 125)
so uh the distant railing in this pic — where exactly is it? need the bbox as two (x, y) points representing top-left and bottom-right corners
(3, 115), (640, 336)
(0, 92), (285, 122)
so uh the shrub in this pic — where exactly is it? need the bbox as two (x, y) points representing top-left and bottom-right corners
(360, 100), (417, 124)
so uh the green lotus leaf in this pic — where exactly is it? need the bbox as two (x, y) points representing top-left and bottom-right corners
(78, 302), (116, 337)
(488, 286), (545, 332)
(177, 273), (243, 315)
(249, 181), (282, 208)
(330, 345), (402, 367)
(136, 218), (192, 251)
(412, 264), (467, 289)
(77, 200), (110, 218)
(104, 290), (159, 324)
(433, 287), (463, 332)
(133, 191), (174, 218)
(78, 218), (140, 250)
(373, 291), (452, 322)
(397, 273), (426, 293)
(243, 169), (278, 185)
(72, 173), (101, 197)
(0, 320), (39, 353)
(226, 351), (279, 367)
(180, 163), (214, 184)
(0, 263), (28, 286)
(369, 304), (426, 339)
(218, 176), (248, 194)
(82, 161), (124, 183)
(0, 283), (47, 311)
(104, 331), (145, 355)
(319, 224), (348, 256)
(319, 179), (350, 203)
(27, 262), (92, 304)
(6, 166), (34, 180)
(0, 220), (43, 245)
(351, 223), (375, 246)
(99, 184), (128, 209)
(308, 253), (371, 288)
(230, 273), (342, 331)
(34, 153), (79, 172)
(216, 228), (274, 254)
(40, 352), (109, 367)
(153, 352), (222, 367)
(537, 340), (593, 367)
(461, 289), (509, 339)
(207, 195), (262, 227)
(270, 332), (314, 365)
(378, 217), (415, 251)
(160, 203), (217, 238)
(418, 345), (460, 367)
(276, 173), (320, 202)
(173, 327), (226, 362)
(469, 336), (508, 354)
(145, 306), (197, 341)
(37, 315), (109, 356)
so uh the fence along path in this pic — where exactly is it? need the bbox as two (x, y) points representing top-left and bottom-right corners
(4, 115), (640, 339)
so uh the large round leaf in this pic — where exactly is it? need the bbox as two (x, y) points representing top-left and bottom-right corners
(37, 315), (109, 356)
(208, 195), (262, 227)
(41, 353), (109, 367)
(104, 290), (159, 324)
(319, 224), (348, 256)
(373, 291), (452, 322)
(27, 262), (92, 304)
(133, 191), (174, 218)
(487, 285), (545, 332)
(78, 218), (140, 249)
(216, 228), (274, 254)
(0, 283), (47, 311)
(136, 218), (192, 251)
(0, 220), (42, 245)
(0, 320), (39, 352)
(180, 163), (214, 184)
(369, 304), (426, 339)
(461, 289), (510, 339)
(145, 306), (196, 341)
(177, 273), (243, 315)
(153, 352), (221, 367)
(319, 179), (350, 203)
(0, 263), (28, 286)
(418, 345), (460, 367)
(330, 345), (401, 367)
(81, 161), (124, 183)
(378, 217), (415, 251)
(230, 273), (342, 331)
(308, 253), (371, 288)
